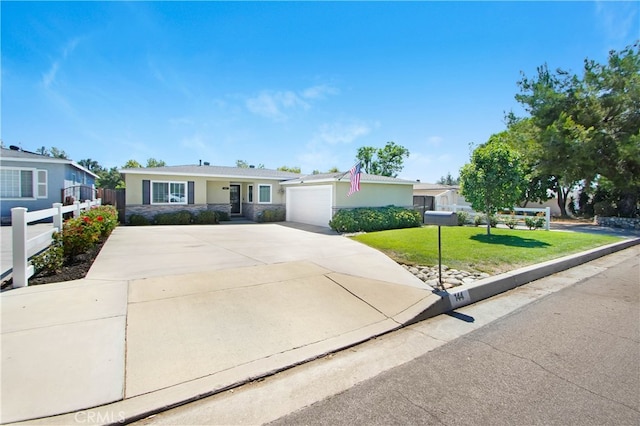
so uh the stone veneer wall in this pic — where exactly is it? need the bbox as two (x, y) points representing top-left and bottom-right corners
(125, 204), (230, 223)
(595, 216), (640, 230)
(242, 203), (285, 222)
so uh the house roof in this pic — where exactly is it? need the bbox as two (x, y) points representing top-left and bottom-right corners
(281, 172), (416, 185)
(0, 147), (99, 178)
(120, 164), (303, 181)
(120, 164), (416, 186)
(413, 182), (460, 191)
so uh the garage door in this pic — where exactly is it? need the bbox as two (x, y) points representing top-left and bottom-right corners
(286, 186), (333, 227)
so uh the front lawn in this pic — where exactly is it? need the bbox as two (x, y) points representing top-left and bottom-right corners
(351, 227), (622, 274)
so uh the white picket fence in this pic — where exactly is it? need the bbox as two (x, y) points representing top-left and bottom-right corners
(10, 199), (102, 288)
(436, 204), (551, 231)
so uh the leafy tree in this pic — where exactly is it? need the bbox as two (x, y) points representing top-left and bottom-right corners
(50, 147), (68, 159)
(96, 167), (125, 189)
(460, 138), (526, 235)
(277, 166), (301, 173)
(436, 172), (460, 186)
(146, 158), (166, 168)
(236, 160), (264, 168)
(36, 146), (49, 156)
(498, 117), (554, 208)
(356, 141), (410, 177)
(122, 159), (143, 168)
(327, 166), (340, 173)
(515, 43), (640, 217)
(356, 146), (379, 174)
(78, 158), (104, 174)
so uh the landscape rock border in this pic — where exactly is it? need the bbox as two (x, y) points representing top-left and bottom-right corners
(402, 264), (490, 289)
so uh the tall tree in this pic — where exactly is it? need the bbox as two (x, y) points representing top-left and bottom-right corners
(122, 159), (143, 168)
(49, 147), (68, 159)
(236, 160), (265, 169)
(146, 158), (166, 168)
(436, 172), (460, 186)
(515, 43), (640, 217)
(355, 141), (410, 177)
(277, 166), (301, 173)
(96, 167), (124, 189)
(499, 117), (553, 208)
(460, 138), (526, 235)
(78, 158), (104, 174)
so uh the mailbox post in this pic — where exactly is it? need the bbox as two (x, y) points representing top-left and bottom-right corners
(424, 211), (458, 290)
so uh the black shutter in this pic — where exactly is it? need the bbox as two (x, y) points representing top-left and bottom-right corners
(142, 180), (150, 204)
(188, 181), (195, 204)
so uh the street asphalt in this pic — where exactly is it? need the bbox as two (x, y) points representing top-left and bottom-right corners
(0, 221), (638, 425)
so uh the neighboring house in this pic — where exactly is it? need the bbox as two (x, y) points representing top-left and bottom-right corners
(0, 146), (98, 224)
(413, 182), (563, 216)
(120, 164), (415, 227)
(413, 182), (467, 211)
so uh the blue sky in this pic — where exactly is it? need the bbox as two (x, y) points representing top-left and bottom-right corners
(2, 1), (638, 182)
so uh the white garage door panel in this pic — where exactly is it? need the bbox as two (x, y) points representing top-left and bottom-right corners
(286, 186), (332, 227)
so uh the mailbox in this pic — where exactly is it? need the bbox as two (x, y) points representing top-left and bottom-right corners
(424, 211), (458, 227)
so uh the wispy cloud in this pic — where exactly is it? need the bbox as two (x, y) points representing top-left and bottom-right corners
(246, 84), (338, 121)
(301, 84), (339, 100)
(315, 121), (371, 145)
(299, 119), (374, 172)
(426, 136), (444, 147)
(246, 90), (309, 121)
(42, 38), (80, 89)
(594, 1), (638, 43)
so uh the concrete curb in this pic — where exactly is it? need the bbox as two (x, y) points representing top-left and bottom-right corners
(408, 237), (640, 323)
(8, 237), (639, 426)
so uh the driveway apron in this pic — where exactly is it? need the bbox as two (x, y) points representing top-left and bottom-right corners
(1, 223), (435, 424)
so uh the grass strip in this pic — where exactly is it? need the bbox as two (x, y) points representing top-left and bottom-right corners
(351, 226), (622, 274)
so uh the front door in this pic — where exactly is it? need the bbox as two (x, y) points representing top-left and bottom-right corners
(230, 184), (241, 214)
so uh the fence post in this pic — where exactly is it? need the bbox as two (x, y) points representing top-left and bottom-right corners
(545, 207), (551, 231)
(53, 203), (63, 230)
(74, 201), (81, 218)
(11, 208), (29, 288)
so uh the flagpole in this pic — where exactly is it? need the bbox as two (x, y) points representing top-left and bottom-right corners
(338, 161), (361, 181)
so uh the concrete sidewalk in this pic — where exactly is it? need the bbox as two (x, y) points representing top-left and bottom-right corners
(1, 223), (638, 425)
(1, 223), (437, 425)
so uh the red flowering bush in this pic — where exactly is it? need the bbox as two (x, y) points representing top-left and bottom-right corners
(62, 205), (118, 258)
(83, 205), (118, 237)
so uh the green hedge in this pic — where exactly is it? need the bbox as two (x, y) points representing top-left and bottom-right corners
(257, 208), (285, 223)
(128, 210), (229, 226)
(329, 206), (421, 233)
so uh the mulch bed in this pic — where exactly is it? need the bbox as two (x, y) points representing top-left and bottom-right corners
(2, 241), (105, 289)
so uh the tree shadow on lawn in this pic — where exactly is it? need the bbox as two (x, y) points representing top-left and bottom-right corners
(470, 234), (551, 248)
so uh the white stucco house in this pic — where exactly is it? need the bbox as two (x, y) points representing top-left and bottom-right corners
(120, 164), (416, 227)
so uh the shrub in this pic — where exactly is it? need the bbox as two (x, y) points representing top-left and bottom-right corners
(31, 233), (64, 275)
(83, 205), (118, 237)
(329, 206), (421, 233)
(257, 209), (286, 223)
(456, 211), (470, 226)
(489, 214), (498, 228)
(525, 215), (546, 230)
(62, 215), (102, 257)
(193, 210), (219, 224)
(216, 211), (230, 221)
(128, 214), (151, 226)
(474, 214), (485, 226)
(504, 214), (519, 230)
(154, 211), (193, 225)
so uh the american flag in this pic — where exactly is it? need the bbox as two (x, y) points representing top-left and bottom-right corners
(347, 162), (362, 196)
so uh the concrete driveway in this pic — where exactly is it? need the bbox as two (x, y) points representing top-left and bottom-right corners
(1, 223), (437, 424)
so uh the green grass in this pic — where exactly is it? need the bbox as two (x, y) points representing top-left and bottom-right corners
(351, 226), (622, 274)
